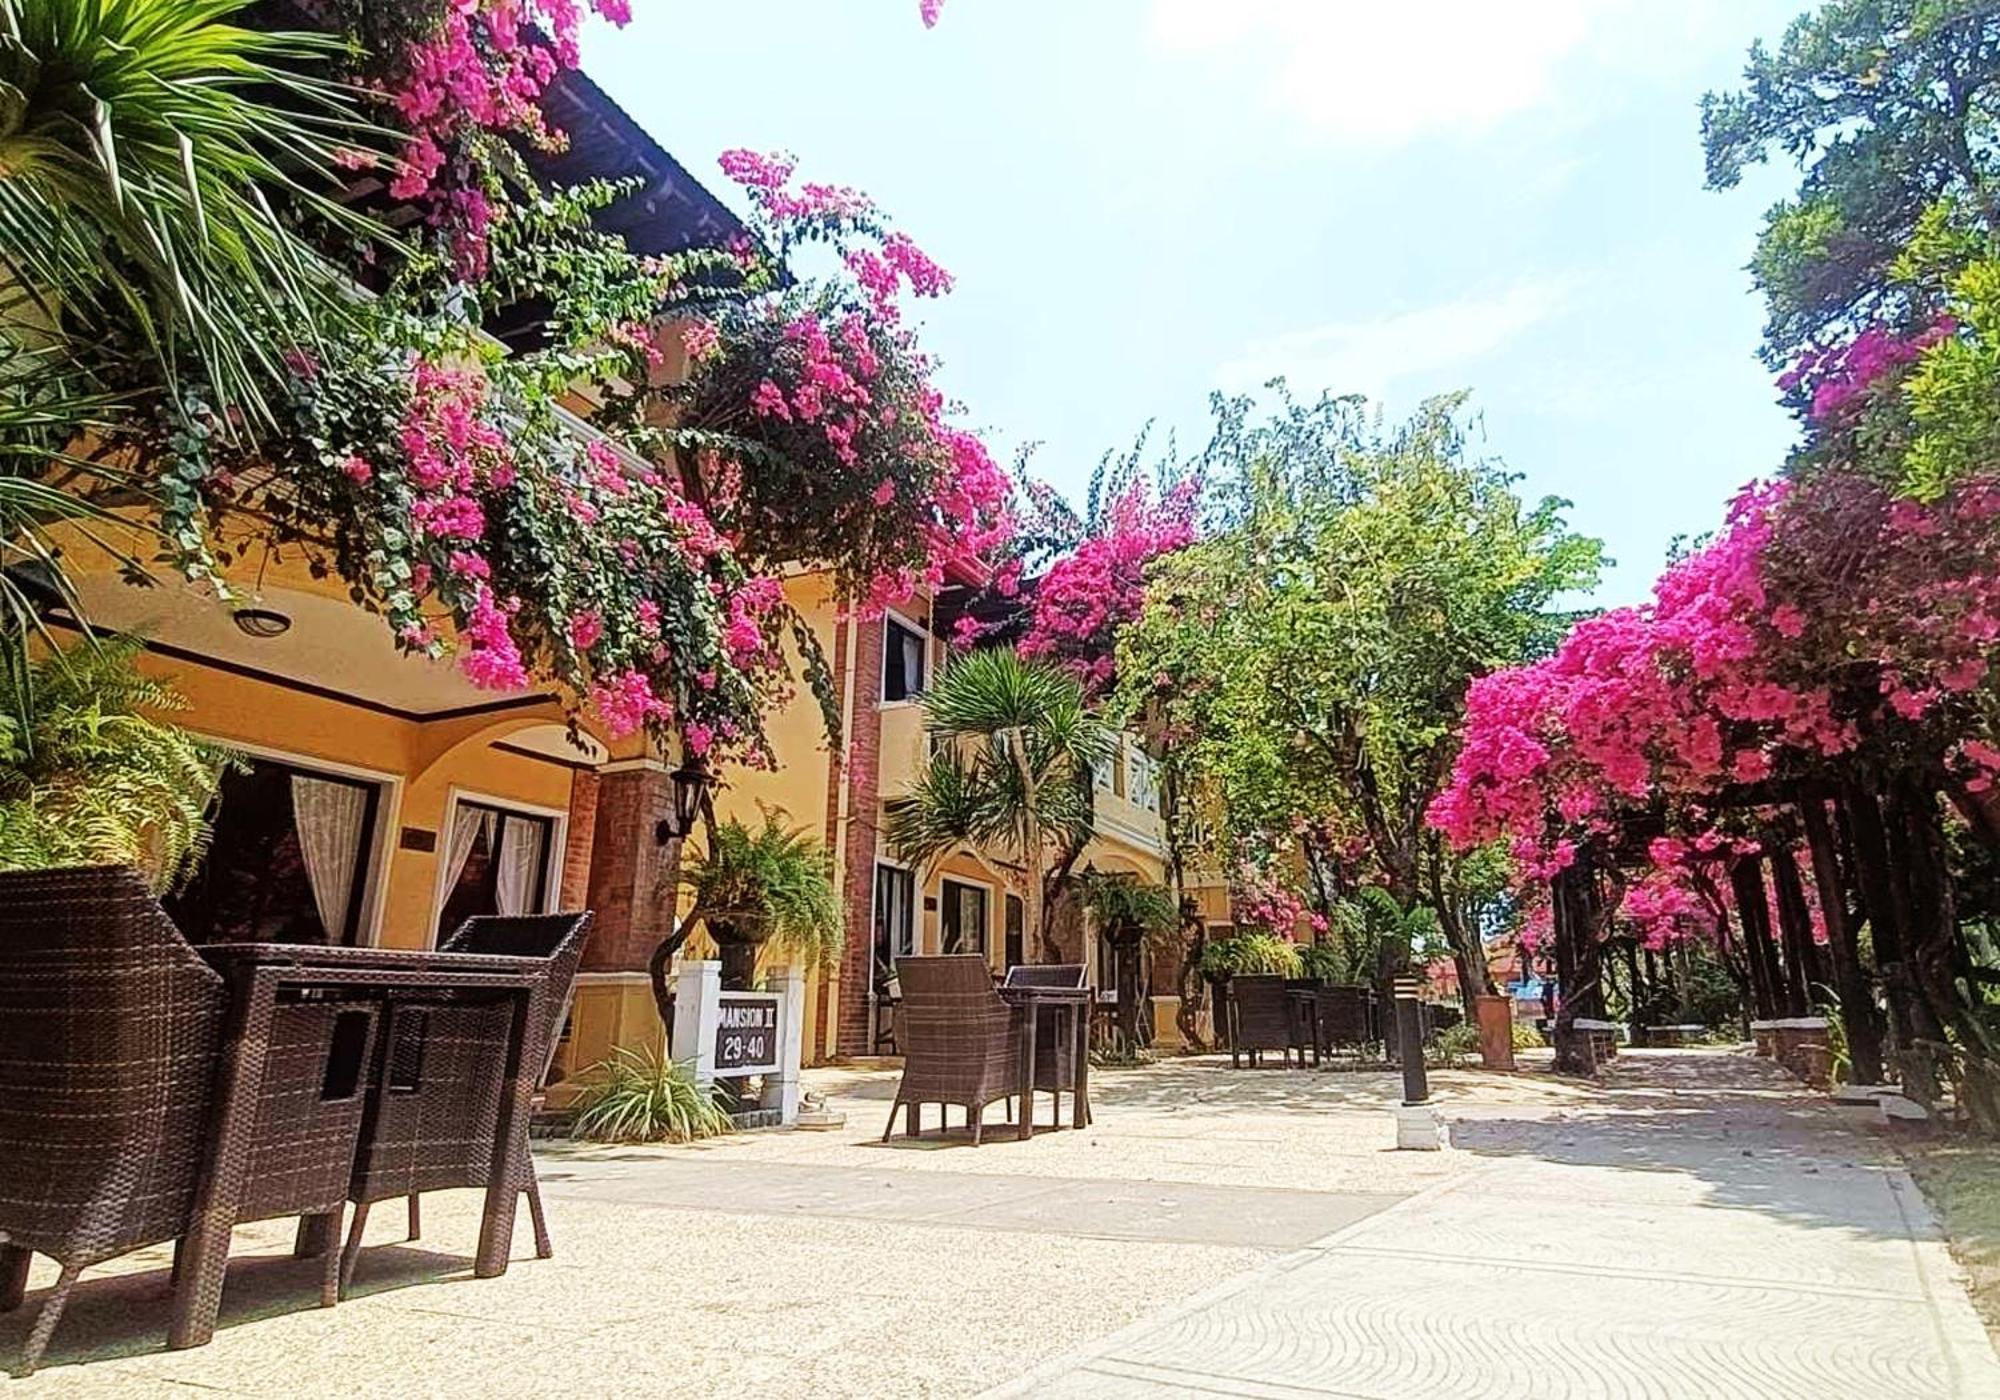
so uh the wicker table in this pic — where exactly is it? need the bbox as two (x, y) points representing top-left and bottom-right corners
(170, 944), (545, 1350)
(996, 984), (1092, 1139)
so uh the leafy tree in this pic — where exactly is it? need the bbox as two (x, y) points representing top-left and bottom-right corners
(1701, 0), (2000, 367)
(1118, 387), (1602, 1003)
(887, 649), (1114, 961)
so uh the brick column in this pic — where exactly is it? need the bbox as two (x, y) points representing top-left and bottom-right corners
(582, 762), (679, 973)
(834, 618), (885, 1057)
(559, 770), (599, 911)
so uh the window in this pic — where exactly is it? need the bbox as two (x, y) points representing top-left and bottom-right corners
(166, 758), (382, 946)
(882, 615), (928, 702)
(1127, 749), (1161, 814)
(436, 800), (556, 939)
(873, 862), (916, 982)
(1005, 894), (1026, 968)
(940, 878), (989, 956)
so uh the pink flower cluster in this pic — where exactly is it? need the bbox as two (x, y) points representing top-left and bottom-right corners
(1230, 861), (1308, 939)
(1780, 318), (1957, 422)
(1017, 478), (1199, 693)
(379, 1), (633, 276)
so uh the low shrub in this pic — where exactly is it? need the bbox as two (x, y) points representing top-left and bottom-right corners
(568, 1049), (735, 1144)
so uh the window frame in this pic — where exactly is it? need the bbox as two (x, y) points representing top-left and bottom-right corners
(880, 609), (931, 706)
(938, 875), (991, 958)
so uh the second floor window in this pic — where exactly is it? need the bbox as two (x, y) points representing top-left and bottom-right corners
(883, 616), (928, 703)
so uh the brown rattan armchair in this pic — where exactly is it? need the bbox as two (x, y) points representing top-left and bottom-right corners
(339, 911), (591, 1296)
(883, 955), (1022, 1146)
(0, 867), (383, 1375)
(1228, 974), (1310, 1068)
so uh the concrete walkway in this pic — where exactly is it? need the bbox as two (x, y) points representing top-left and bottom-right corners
(5, 1050), (1996, 1396)
(991, 1051), (2000, 1399)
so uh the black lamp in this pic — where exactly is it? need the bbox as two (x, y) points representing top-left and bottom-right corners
(232, 606), (292, 639)
(654, 754), (711, 845)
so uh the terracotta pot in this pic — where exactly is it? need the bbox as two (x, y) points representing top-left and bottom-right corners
(1474, 994), (1515, 1071)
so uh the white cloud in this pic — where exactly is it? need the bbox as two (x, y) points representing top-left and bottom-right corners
(1216, 280), (1573, 400)
(1147, 0), (1629, 145)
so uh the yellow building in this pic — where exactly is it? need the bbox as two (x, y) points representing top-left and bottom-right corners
(38, 66), (1180, 1083)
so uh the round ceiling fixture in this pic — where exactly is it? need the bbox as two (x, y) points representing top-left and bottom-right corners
(232, 606), (292, 640)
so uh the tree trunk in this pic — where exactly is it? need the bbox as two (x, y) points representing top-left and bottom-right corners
(1801, 797), (1884, 1084)
(1728, 855), (1783, 1021)
(1550, 860), (1602, 1076)
(1886, 777), (2000, 1129)
(1768, 844), (1816, 1017)
(1843, 781), (1938, 1102)
(1175, 907), (1209, 1052)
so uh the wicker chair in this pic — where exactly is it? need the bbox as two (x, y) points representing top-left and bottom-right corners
(1314, 984), (1377, 1050)
(339, 911), (591, 1296)
(0, 867), (387, 1374)
(0, 867), (230, 1374)
(883, 956), (1023, 1146)
(1228, 974), (1309, 1068)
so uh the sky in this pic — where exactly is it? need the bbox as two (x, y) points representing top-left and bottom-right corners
(584, 0), (1811, 605)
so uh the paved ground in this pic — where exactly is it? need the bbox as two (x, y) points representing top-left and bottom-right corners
(4, 1050), (1996, 1396)
(995, 1052), (2000, 1399)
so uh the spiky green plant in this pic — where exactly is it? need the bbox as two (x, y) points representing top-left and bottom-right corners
(567, 1048), (735, 1145)
(0, 0), (386, 428)
(681, 813), (844, 965)
(1199, 932), (1304, 980)
(887, 649), (1114, 960)
(0, 634), (238, 889)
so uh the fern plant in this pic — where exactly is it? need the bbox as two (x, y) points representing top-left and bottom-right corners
(568, 1049), (734, 1144)
(681, 813), (844, 965)
(0, 635), (237, 890)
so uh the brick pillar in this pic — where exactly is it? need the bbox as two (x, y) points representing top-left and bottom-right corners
(834, 618), (884, 1057)
(559, 770), (599, 911)
(582, 763), (679, 973)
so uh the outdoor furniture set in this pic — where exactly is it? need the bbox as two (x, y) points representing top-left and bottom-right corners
(0, 865), (590, 1376)
(881, 956), (1092, 1145)
(1226, 976), (1380, 1068)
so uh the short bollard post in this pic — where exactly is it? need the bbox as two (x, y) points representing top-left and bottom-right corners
(1391, 976), (1447, 1150)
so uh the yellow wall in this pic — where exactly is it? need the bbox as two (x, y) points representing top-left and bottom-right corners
(136, 646), (575, 949)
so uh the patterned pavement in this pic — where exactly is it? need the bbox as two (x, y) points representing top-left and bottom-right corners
(989, 1052), (2000, 1399)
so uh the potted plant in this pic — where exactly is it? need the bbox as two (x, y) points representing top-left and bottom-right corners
(1198, 932), (1304, 988)
(0, 635), (237, 890)
(1079, 871), (1180, 1052)
(680, 814), (843, 991)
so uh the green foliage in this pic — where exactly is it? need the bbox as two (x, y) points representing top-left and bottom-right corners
(1079, 870), (1179, 947)
(1701, 1), (2000, 367)
(1428, 1020), (1481, 1068)
(0, 0), (384, 429)
(0, 635), (237, 889)
(567, 1048), (735, 1144)
(681, 814), (843, 965)
(1199, 933), (1304, 980)
(1116, 388), (1595, 986)
(887, 650), (1113, 944)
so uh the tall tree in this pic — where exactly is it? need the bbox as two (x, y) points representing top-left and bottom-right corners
(1117, 387), (1603, 999)
(1702, 0), (2000, 367)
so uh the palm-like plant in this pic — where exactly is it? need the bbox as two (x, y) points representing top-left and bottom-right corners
(567, 1048), (734, 1145)
(0, 634), (238, 889)
(0, 0), (384, 428)
(681, 814), (843, 987)
(888, 649), (1114, 961)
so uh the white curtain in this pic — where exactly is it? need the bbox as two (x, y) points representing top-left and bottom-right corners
(441, 805), (491, 907)
(291, 776), (369, 943)
(494, 814), (544, 916)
